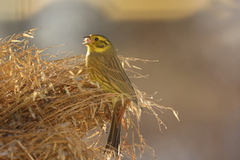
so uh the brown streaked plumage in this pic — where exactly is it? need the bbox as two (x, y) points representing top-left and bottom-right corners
(83, 34), (137, 152)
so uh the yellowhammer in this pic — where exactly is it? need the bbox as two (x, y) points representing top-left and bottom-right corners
(83, 34), (137, 152)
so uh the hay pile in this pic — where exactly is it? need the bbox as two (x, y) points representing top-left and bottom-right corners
(0, 29), (178, 160)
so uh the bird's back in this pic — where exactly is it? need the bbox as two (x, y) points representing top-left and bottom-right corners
(86, 50), (137, 103)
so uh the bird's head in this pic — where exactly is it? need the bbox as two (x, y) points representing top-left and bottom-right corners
(83, 34), (113, 53)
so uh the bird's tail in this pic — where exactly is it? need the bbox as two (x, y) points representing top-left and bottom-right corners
(106, 100), (126, 152)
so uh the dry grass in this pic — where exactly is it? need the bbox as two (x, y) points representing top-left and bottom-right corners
(0, 29), (179, 160)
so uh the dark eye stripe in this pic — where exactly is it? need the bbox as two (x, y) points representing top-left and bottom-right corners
(96, 40), (108, 48)
(101, 40), (108, 45)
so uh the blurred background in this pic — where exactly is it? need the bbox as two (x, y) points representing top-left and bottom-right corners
(1, 0), (240, 159)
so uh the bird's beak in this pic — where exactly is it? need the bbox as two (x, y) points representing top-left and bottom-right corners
(82, 36), (92, 45)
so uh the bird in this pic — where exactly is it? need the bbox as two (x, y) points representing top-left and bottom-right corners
(83, 34), (137, 153)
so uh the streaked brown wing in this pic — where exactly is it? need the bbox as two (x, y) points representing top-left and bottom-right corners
(90, 52), (136, 99)
(106, 54), (134, 94)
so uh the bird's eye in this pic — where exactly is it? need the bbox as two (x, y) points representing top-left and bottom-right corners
(94, 37), (99, 41)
